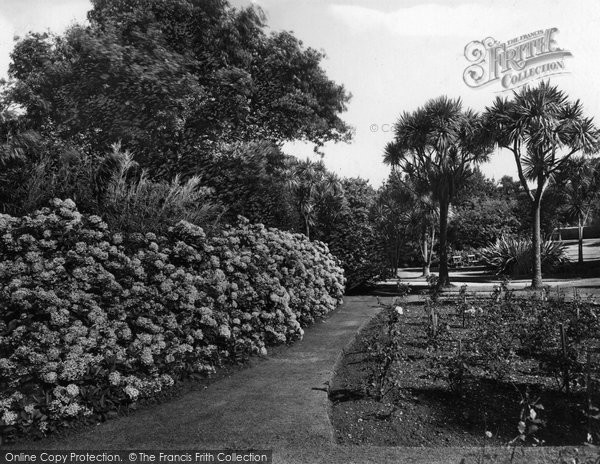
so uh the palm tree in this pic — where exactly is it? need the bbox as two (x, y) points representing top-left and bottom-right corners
(559, 157), (600, 264)
(410, 191), (438, 277)
(484, 81), (600, 288)
(385, 97), (491, 287)
(287, 158), (342, 239)
(375, 172), (438, 277)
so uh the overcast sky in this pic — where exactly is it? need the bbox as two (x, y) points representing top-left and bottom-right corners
(2, 0), (600, 186)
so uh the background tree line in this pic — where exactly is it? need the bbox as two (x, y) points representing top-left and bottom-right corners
(0, 0), (390, 290)
(0, 0), (599, 291)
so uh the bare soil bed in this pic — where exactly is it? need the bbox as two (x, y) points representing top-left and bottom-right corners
(329, 299), (593, 447)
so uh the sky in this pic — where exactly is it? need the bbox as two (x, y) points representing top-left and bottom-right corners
(2, 0), (600, 186)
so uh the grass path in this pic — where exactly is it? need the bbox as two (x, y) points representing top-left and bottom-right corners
(7, 296), (597, 463)
(11, 297), (379, 451)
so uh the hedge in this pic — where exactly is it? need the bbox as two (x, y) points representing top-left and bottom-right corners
(0, 199), (345, 440)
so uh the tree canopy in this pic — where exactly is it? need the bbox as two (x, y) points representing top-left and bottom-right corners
(484, 81), (600, 287)
(384, 96), (492, 286)
(3, 0), (352, 175)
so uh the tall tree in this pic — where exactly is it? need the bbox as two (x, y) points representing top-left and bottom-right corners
(384, 97), (491, 286)
(378, 172), (438, 276)
(484, 81), (599, 288)
(4, 0), (351, 176)
(557, 157), (600, 264)
(374, 173), (409, 275)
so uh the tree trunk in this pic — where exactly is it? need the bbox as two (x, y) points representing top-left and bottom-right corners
(304, 216), (310, 239)
(531, 199), (543, 289)
(394, 231), (401, 276)
(438, 198), (450, 287)
(578, 213), (584, 265)
(422, 228), (430, 277)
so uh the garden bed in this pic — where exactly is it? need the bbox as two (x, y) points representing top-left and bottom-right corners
(0, 200), (345, 442)
(329, 293), (600, 447)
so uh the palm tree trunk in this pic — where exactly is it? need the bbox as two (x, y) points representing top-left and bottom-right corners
(438, 198), (450, 287)
(394, 232), (400, 277)
(531, 199), (543, 289)
(421, 227), (430, 277)
(578, 213), (584, 264)
(422, 239), (430, 277)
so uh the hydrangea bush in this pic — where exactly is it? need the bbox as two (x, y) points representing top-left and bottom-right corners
(0, 199), (345, 440)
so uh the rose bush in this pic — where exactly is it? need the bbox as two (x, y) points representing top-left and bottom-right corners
(0, 199), (345, 440)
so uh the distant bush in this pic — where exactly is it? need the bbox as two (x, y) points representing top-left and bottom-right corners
(317, 178), (389, 290)
(193, 142), (299, 230)
(1, 142), (223, 236)
(0, 199), (344, 440)
(480, 235), (569, 276)
(99, 148), (223, 235)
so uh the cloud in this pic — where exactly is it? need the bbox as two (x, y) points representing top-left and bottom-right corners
(329, 1), (600, 39)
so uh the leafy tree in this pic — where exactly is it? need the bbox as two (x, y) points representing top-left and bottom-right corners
(376, 172), (437, 276)
(449, 170), (520, 250)
(450, 197), (520, 250)
(195, 141), (299, 229)
(384, 97), (492, 286)
(4, 0), (351, 176)
(484, 81), (600, 288)
(373, 174), (408, 274)
(320, 178), (387, 290)
(498, 175), (522, 198)
(453, 167), (497, 202)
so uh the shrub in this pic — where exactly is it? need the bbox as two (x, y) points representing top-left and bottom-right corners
(0, 199), (344, 440)
(460, 293), (600, 391)
(99, 148), (223, 235)
(1, 142), (223, 236)
(192, 142), (299, 230)
(480, 235), (569, 276)
(317, 178), (389, 290)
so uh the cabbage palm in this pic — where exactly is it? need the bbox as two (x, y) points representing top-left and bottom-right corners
(288, 158), (342, 239)
(375, 172), (438, 276)
(484, 82), (599, 287)
(385, 97), (491, 286)
(560, 157), (600, 264)
(397, 177), (438, 277)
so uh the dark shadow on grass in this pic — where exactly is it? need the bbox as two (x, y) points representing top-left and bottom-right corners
(401, 380), (587, 446)
(329, 388), (366, 403)
(446, 275), (498, 284)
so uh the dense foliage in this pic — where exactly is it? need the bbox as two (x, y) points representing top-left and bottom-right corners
(448, 171), (520, 250)
(479, 235), (569, 276)
(451, 291), (600, 445)
(4, 0), (351, 176)
(194, 145), (387, 289)
(374, 172), (437, 273)
(0, 199), (344, 440)
(315, 178), (388, 290)
(484, 81), (600, 288)
(384, 97), (493, 286)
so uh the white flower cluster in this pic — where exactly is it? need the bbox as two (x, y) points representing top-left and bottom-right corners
(0, 199), (345, 439)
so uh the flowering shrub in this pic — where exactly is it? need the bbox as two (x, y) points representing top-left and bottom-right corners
(0, 199), (344, 440)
